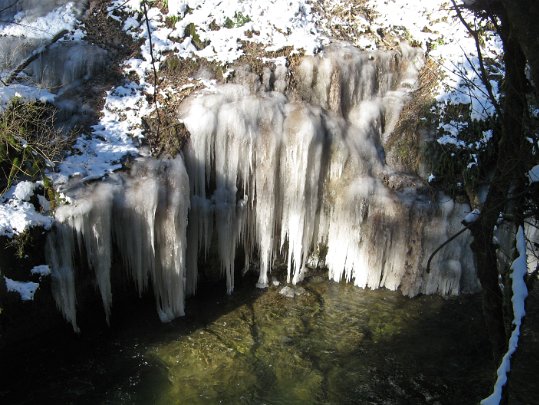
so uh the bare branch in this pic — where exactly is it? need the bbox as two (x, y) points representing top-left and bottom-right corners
(426, 225), (471, 273)
(4, 29), (68, 85)
(0, 0), (19, 15)
(141, 0), (162, 129)
(450, 0), (502, 117)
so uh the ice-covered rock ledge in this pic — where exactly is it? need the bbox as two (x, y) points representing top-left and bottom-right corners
(44, 42), (480, 332)
(1, 0), (504, 331)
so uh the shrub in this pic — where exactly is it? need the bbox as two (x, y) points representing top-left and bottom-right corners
(0, 98), (70, 195)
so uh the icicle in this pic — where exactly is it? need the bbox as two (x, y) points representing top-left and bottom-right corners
(45, 43), (480, 332)
(46, 221), (79, 333)
(279, 104), (324, 284)
(113, 161), (160, 296)
(46, 183), (116, 325)
(152, 157), (190, 321)
(180, 43), (476, 298)
(46, 157), (191, 328)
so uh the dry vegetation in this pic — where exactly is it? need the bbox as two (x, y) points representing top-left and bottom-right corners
(384, 58), (443, 174)
(312, 0), (375, 43)
(0, 100), (72, 194)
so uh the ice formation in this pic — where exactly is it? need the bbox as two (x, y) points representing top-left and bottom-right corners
(0, 0), (105, 93)
(46, 158), (190, 331)
(46, 45), (479, 329)
(181, 44), (478, 297)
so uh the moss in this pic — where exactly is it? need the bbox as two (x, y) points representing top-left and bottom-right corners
(208, 19), (220, 31)
(43, 175), (63, 211)
(6, 231), (30, 260)
(427, 37), (446, 52)
(165, 15), (180, 28)
(162, 55), (225, 82)
(224, 12), (251, 29)
(392, 134), (422, 172)
(184, 23), (208, 50)
(223, 17), (235, 29)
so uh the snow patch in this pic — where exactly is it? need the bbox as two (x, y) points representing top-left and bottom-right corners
(463, 209), (480, 225)
(12, 181), (36, 201)
(0, 200), (53, 237)
(0, 85), (55, 112)
(4, 277), (39, 301)
(0, 2), (81, 39)
(481, 226), (529, 404)
(31, 264), (51, 277)
(528, 165), (539, 183)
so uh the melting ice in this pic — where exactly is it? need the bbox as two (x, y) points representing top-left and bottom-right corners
(46, 45), (479, 330)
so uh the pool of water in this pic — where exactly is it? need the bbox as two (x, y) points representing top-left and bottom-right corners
(1, 271), (494, 404)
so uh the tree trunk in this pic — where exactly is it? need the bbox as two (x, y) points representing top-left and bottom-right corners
(501, 0), (539, 96)
(470, 7), (528, 364)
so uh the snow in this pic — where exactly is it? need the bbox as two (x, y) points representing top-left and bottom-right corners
(364, 0), (503, 186)
(31, 264), (51, 277)
(4, 277), (39, 301)
(463, 208), (480, 225)
(0, 0), (507, 328)
(50, 82), (146, 186)
(0, 200), (53, 237)
(1, 0), (505, 237)
(43, 38), (480, 326)
(366, 0), (503, 114)
(0, 1), (81, 39)
(528, 165), (539, 183)
(0, 85), (56, 112)
(481, 226), (529, 404)
(113, 0), (327, 64)
(12, 181), (36, 201)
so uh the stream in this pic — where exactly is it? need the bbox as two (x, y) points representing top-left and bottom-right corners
(1, 270), (493, 404)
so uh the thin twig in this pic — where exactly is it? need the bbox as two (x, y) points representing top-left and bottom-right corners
(0, 0), (19, 15)
(141, 0), (162, 129)
(450, 0), (502, 117)
(426, 225), (471, 273)
(4, 29), (68, 84)
(108, 0), (132, 13)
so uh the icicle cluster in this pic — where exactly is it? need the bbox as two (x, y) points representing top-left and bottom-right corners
(181, 44), (478, 296)
(46, 45), (480, 330)
(46, 157), (190, 331)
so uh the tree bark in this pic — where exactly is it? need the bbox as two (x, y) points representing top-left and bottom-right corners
(500, 0), (539, 95)
(469, 6), (528, 363)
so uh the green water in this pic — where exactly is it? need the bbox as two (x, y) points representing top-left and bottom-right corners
(1, 272), (494, 404)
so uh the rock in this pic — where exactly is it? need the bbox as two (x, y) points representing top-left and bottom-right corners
(279, 286), (295, 298)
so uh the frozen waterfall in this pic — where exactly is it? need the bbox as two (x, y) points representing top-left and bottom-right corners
(46, 44), (479, 331)
(181, 44), (477, 296)
(46, 158), (190, 331)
